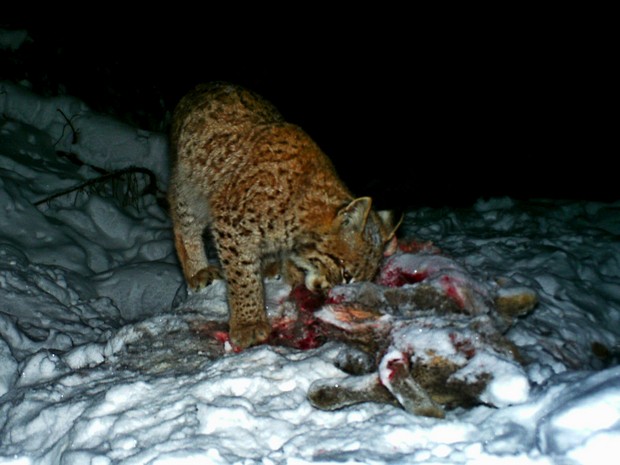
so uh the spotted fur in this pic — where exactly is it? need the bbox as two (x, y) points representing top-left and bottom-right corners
(169, 83), (397, 349)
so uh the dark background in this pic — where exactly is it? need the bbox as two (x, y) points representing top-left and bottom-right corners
(2, 16), (614, 209)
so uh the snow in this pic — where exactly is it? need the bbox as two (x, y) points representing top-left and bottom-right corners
(2, 45), (620, 464)
(463, 352), (530, 407)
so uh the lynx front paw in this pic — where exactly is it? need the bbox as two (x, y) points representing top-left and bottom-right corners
(188, 266), (223, 291)
(229, 320), (271, 350)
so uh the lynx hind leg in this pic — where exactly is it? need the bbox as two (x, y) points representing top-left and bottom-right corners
(172, 226), (217, 291)
(169, 186), (214, 291)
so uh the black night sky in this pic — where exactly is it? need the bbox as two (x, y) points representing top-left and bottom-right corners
(2, 18), (614, 210)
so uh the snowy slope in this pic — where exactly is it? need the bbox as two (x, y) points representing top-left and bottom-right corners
(1, 79), (620, 465)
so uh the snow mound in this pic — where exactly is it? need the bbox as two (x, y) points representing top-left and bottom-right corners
(537, 367), (620, 457)
(0, 81), (170, 185)
(1, 79), (619, 464)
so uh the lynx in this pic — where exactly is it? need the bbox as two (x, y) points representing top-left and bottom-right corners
(169, 82), (398, 349)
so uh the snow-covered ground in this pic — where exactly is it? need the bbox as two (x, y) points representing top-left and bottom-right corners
(1, 71), (620, 463)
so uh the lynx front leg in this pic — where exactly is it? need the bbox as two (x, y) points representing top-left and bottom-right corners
(218, 246), (271, 349)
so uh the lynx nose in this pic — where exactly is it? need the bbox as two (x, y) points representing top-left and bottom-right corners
(341, 269), (354, 284)
(306, 275), (331, 292)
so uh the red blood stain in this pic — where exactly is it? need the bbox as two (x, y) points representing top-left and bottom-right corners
(268, 315), (326, 350)
(385, 354), (409, 382)
(289, 285), (326, 312)
(399, 271), (428, 286)
(449, 332), (476, 359)
(440, 276), (466, 308)
(191, 286), (330, 353)
(266, 285), (327, 350)
(213, 331), (230, 344)
(379, 269), (428, 288)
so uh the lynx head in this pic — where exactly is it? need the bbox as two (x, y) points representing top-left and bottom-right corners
(292, 197), (400, 292)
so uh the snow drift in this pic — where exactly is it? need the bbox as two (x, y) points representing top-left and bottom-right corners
(1, 77), (620, 465)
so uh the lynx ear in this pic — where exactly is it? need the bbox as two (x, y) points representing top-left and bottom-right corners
(379, 211), (403, 256)
(378, 210), (394, 231)
(338, 197), (373, 232)
(384, 236), (399, 257)
(378, 210), (403, 241)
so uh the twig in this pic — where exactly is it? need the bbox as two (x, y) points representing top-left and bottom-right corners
(34, 166), (159, 208)
(54, 108), (79, 147)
